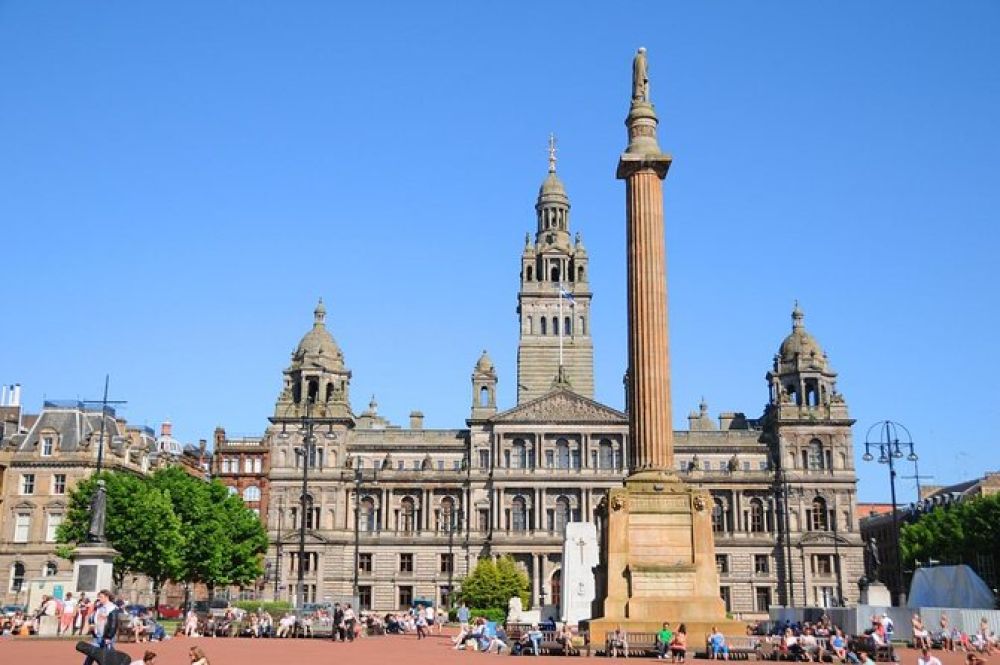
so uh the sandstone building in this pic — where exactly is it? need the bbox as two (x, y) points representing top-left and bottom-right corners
(215, 156), (865, 618)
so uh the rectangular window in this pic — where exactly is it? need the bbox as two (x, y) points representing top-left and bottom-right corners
(545, 451), (554, 468)
(478, 509), (489, 532)
(46, 513), (63, 542)
(358, 585), (372, 611)
(478, 450), (489, 469)
(453, 460), (461, 470)
(813, 554), (833, 576)
(719, 586), (732, 612)
(755, 587), (772, 612)
(440, 553), (454, 573)
(399, 553), (414, 573)
(14, 513), (30, 543)
(571, 450), (581, 469)
(41, 436), (54, 456)
(20, 474), (35, 495)
(702, 460), (711, 471)
(742, 461), (751, 471)
(358, 553), (373, 573)
(244, 458), (253, 473)
(397, 460), (404, 470)
(413, 460), (421, 470)
(715, 554), (729, 574)
(398, 585), (413, 609)
(754, 554), (770, 575)
(52, 474), (67, 495)
(437, 460), (444, 471)
(254, 458), (262, 473)
(759, 461), (768, 470)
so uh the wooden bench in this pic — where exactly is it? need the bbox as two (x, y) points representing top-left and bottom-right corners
(603, 631), (659, 658)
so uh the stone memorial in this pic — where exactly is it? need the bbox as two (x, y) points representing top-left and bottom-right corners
(71, 480), (118, 595)
(590, 49), (743, 638)
(561, 522), (599, 625)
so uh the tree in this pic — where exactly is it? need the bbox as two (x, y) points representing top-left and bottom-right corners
(901, 493), (1000, 582)
(459, 555), (530, 614)
(57, 472), (184, 609)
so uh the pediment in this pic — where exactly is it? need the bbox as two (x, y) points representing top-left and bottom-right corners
(492, 389), (627, 425)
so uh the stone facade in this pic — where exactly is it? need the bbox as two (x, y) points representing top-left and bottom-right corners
(0, 400), (208, 606)
(215, 158), (864, 619)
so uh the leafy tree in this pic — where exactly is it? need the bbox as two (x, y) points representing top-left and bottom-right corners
(901, 493), (1000, 580)
(459, 555), (530, 614)
(57, 472), (184, 607)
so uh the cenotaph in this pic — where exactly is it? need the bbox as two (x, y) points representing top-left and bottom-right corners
(561, 522), (599, 625)
(589, 49), (743, 638)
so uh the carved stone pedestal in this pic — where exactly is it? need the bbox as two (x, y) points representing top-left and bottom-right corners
(860, 582), (892, 607)
(71, 543), (118, 595)
(590, 473), (743, 639)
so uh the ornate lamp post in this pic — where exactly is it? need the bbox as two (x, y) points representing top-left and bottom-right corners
(862, 420), (917, 604)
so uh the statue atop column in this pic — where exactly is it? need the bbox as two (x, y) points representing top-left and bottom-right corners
(87, 479), (108, 544)
(632, 47), (649, 102)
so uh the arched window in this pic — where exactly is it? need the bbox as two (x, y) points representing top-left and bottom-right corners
(301, 494), (319, 529)
(540, 318), (547, 335)
(480, 386), (490, 407)
(554, 496), (571, 534)
(711, 498), (726, 533)
(10, 562), (25, 592)
(553, 317), (560, 335)
(810, 497), (829, 531)
(307, 379), (319, 404)
(556, 439), (570, 469)
(227, 486), (238, 496)
(360, 497), (376, 532)
(598, 440), (613, 469)
(551, 266), (560, 282)
(578, 315), (586, 336)
(577, 266), (585, 281)
(807, 440), (825, 470)
(564, 317), (572, 335)
(512, 439), (527, 469)
(243, 486), (261, 502)
(400, 497), (416, 533)
(526, 266), (533, 281)
(440, 496), (455, 533)
(511, 496), (528, 532)
(550, 568), (562, 603)
(43, 561), (58, 577)
(749, 498), (765, 533)
(326, 382), (334, 402)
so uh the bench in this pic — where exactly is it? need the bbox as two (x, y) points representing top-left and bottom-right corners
(708, 635), (761, 660)
(847, 637), (895, 663)
(603, 631), (660, 658)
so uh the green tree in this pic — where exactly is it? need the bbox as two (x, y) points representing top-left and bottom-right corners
(901, 493), (1000, 581)
(57, 471), (184, 607)
(459, 555), (530, 614)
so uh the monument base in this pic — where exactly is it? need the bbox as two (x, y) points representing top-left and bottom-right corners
(71, 543), (118, 596)
(860, 582), (892, 607)
(591, 472), (744, 641)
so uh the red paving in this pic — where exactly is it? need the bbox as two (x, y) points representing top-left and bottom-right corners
(0, 633), (996, 665)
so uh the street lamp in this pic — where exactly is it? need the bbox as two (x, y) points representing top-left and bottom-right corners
(295, 399), (317, 609)
(862, 420), (917, 605)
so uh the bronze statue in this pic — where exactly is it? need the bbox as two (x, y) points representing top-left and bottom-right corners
(87, 479), (108, 543)
(632, 47), (649, 102)
(864, 536), (881, 582)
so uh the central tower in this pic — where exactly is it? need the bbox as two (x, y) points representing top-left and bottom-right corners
(516, 137), (594, 403)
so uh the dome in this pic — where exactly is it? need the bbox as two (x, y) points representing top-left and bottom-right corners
(293, 298), (344, 368)
(475, 350), (495, 373)
(778, 303), (826, 364)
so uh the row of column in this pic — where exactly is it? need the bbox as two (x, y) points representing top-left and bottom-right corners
(492, 432), (626, 470)
(488, 487), (598, 530)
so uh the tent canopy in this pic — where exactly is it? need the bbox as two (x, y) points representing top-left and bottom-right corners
(908, 564), (995, 609)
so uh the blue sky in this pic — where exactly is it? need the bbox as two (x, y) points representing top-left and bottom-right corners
(1, 2), (997, 502)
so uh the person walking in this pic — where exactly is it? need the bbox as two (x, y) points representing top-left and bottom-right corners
(81, 590), (120, 665)
(343, 603), (356, 642)
(60, 593), (78, 636)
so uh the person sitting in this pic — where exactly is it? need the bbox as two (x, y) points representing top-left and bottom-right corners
(657, 622), (673, 660)
(129, 650), (157, 665)
(188, 646), (210, 665)
(913, 614), (931, 650)
(830, 628), (849, 663)
(528, 624), (544, 656)
(709, 627), (730, 661)
(610, 626), (628, 658)
(800, 628), (821, 662)
(669, 624), (688, 663)
(557, 624), (575, 656)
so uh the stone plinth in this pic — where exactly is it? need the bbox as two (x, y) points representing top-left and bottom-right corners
(71, 543), (118, 595)
(590, 476), (743, 639)
(860, 582), (892, 607)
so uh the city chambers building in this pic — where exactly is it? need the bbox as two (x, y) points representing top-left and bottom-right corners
(216, 153), (865, 619)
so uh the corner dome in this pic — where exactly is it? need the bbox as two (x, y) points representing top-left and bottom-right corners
(475, 350), (495, 373)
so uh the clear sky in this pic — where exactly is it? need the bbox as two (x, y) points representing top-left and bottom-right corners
(2, 2), (997, 503)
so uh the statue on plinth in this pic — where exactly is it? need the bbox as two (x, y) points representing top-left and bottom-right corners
(864, 537), (881, 583)
(632, 47), (649, 102)
(87, 479), (108, 544)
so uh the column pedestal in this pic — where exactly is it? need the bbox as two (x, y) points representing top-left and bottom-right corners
(71, 542), (118, 595)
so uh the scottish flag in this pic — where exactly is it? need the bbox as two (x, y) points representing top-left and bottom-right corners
(559, 284), (576, 305)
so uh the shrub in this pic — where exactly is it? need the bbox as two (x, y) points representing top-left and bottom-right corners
(470, 607), (507, 624)
(233, 600), (293, 615)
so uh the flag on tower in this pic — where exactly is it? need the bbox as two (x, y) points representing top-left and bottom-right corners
(559, 284), (576, 306)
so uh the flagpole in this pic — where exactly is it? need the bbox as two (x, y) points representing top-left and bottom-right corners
(558, 285), (564, 367)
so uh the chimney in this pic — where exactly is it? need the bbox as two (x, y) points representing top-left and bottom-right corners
(214, 426), (226, 448)
(409, 411), (424, 430)
(12, 384), (21, 407)
(1, 385), (8, 406)
(160, 421), (173, 437)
